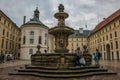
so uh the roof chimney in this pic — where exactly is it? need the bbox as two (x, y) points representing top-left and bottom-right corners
(79, 28), (83, 33)
(23, 16), (26, 24)
(103, 18), (106, 20)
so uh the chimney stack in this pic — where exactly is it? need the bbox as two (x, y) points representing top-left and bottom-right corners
(23, 16), (26, 24)
(79, 28), (83, 33)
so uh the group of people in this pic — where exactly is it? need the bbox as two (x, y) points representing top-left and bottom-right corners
(0, 53), (14, 63)
(74, 47), (101, 66)
(74, 47), (86, 66)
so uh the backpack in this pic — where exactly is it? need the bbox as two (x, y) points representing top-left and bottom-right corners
(98, 52), (101, 58)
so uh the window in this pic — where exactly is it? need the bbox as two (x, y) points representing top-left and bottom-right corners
(109, 25), (111, 30)
(9, 42), (11, 49)
(45, 33), (47, 37)
(72, 38), (73, 41)
(45, 40), (47, 45)
(114, 22), (116, 27)
(39, 36), (41, 44)
(72, 43), (73, 46)
(76, 38), (78, 41)
(110, 33), (112, 39)
(1, 39), (4, 48)
(29, 49), (33, 54)
(10, 34), (12, 39)
(115, 41), (118, 49)
(101, 45), (102, 51)
(115, 31), (117, 37)
(3, 29), (5, 35)
(30, 31), (34, 35)
(7, 32), (9, 37)
(103, 37), (105, 41)
(30, 39), (34, 44)
(23, 36), (26, 44)
(76, 43), (78, 46)
(4, 20), (6, 24)
(104, 44), (105, 51)
(106, 35), (108, 40)
(0, 16), (1, 21)
(111, 42), (113, 49)
(6, 41), (8, 49)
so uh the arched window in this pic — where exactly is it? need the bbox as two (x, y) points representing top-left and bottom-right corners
(29, 49), (33, 54)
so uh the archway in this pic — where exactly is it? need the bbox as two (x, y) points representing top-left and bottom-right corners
(106, 44), (111, 60)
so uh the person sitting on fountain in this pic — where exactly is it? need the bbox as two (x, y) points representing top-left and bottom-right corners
(74, 47), (82, 66)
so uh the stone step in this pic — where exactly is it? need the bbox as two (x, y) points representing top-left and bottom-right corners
(26, 65), (100, 70)
(17, 68), (108, 74)
(9, 71), (117, 78)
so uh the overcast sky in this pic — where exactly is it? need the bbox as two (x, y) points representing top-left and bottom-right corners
(0, 0), (120, 30)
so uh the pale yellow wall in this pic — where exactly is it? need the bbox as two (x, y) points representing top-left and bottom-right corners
(68, 37), (88, 53)
(89, 17), (120, 60)
(0, 11), (20, 59)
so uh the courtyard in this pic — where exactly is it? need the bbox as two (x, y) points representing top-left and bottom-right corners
(0, 60), (120, 80)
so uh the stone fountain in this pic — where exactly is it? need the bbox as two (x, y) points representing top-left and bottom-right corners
(31, 4), (92, 68)
(9, 4), (116, 78)
(49, 4), (74, 53)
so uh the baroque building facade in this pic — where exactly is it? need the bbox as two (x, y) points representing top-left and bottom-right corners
(0, 10), (21, 59)
(20, 7), (51, 60)
(68, 28), (91, 53)
(89, 9), (120, 60)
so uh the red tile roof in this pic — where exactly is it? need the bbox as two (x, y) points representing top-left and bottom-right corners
(92, 9), (120, 34)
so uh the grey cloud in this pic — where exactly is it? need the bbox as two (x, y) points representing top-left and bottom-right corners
(0, 0), (120, 30)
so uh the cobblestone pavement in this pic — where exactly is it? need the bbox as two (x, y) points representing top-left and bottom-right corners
(0, 60), (120, 80)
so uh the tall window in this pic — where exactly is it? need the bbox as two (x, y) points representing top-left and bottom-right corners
(1, 39), (4, 48)
(45, 40), (47, 45)
(72, 43), (73, 46)
(110, 33), (112, 39)
(104, 44), (105, 51)
(30, 39), (34, 44)
(0, 16), (1, 21)
(29, 49), (33, 54)
(23, 36), (26, 44)
(3, 29), (5, 35)
(114, 22), (116, 27)
(115, 31), (117, 37)
(39, 36), (41, 44)
(115, 41), (118, 49)
(45, 33), (47, 45)
(4, 20), (6, 24)
(111, 42), (113, 49)
(7, 32), (9, 37)
(6, 41), (8, 49)
(29, 31), (34, 44)
(106, 35), (108, 40)
(103, 37), (104, 41)
(76, 43), (78, 46)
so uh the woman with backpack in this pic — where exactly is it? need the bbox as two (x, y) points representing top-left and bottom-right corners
(93, 49), (101, 66)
